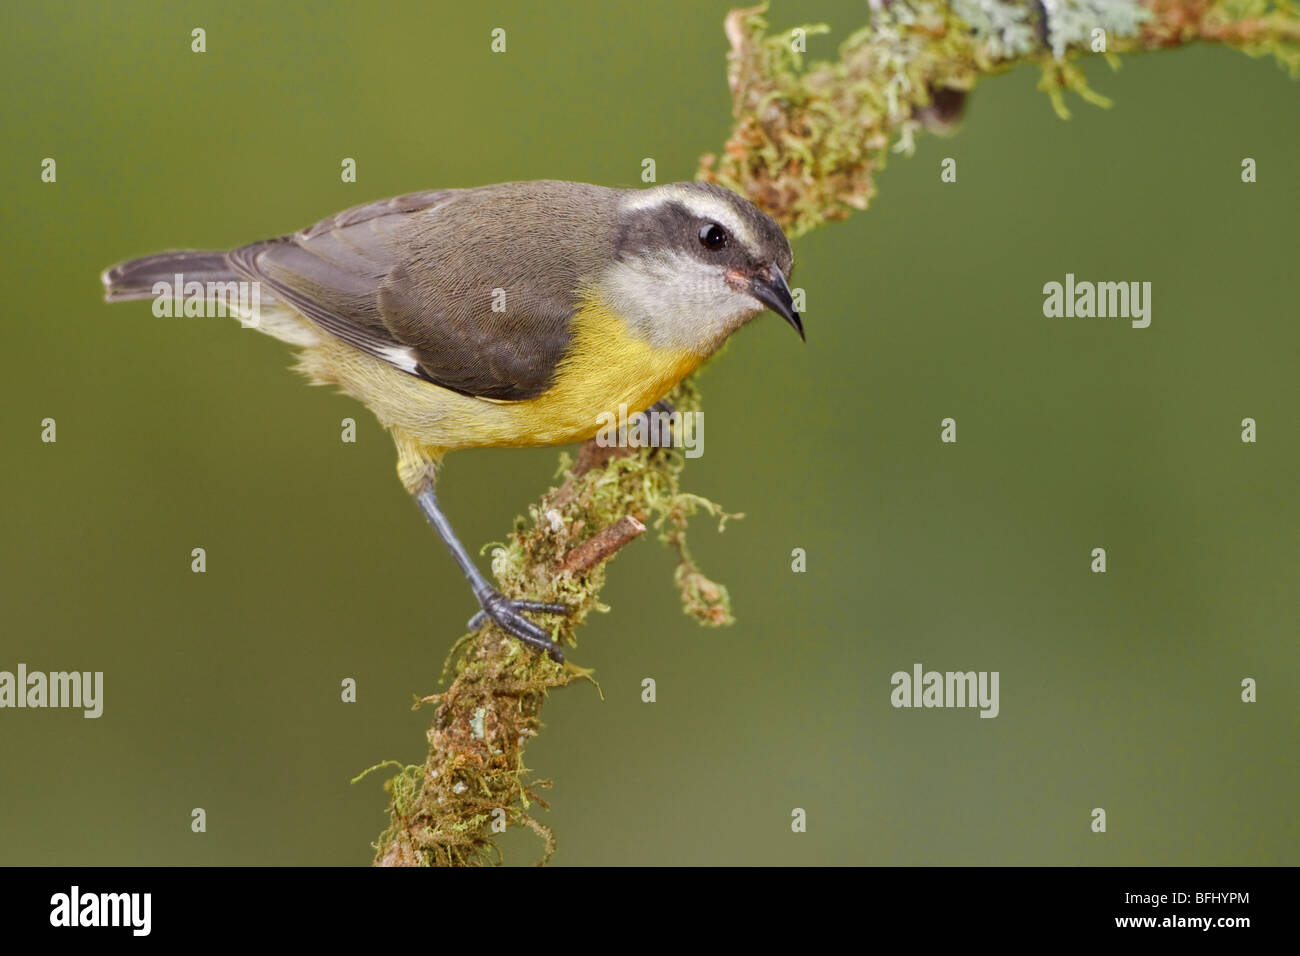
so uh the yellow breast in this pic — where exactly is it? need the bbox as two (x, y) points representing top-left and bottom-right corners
(500, 298), (702, 446)
(296, 295), (704, 463)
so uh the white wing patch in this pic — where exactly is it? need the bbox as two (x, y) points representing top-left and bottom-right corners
(377, 344), (421, 374)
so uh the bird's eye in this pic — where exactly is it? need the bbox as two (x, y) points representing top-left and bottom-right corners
(699, 223), (728, 250)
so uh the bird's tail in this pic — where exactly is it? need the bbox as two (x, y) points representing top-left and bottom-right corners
(100, 250), (236, 302)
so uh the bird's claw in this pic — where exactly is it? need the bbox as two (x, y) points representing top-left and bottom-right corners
(468, 592), (571, 661)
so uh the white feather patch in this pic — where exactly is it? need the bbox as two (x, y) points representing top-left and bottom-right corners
(377, 344), (421, 374)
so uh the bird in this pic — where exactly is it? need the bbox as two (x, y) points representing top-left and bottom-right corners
(102, 180), (802, 661)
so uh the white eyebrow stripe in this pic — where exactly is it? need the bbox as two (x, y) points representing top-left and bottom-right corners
(621, 185), (757, 249)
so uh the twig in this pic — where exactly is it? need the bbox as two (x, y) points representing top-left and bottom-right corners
(559, 515), (647, 574)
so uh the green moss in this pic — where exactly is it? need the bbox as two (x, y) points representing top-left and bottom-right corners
(699, 0), (1300, 232)
(368, 379), (739, 866)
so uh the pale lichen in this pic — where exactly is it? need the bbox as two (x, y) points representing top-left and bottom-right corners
(700, 0), (1300, 231)
(951, 0), (1040, 57)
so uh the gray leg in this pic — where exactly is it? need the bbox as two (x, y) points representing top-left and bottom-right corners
(414, 485), (569, 661)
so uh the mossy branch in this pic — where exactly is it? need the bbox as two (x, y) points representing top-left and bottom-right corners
(700, 0), (1300, 235)
(369, 380), (737, 866)
(369, 0), (1298, 866)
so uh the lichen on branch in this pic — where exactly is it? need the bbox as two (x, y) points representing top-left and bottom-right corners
(699, 0), (1300, 235)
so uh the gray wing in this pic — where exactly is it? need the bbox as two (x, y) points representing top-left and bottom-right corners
(227, 184), (597, 401)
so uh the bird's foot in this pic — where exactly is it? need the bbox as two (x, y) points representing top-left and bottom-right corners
(645, 399), (676, 448)
(468, 592), (571, 661)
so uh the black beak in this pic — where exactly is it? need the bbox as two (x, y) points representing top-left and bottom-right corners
(749, 264), (804, 341)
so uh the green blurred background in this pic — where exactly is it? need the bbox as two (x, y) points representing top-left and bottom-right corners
(1, 0), (1296, 866)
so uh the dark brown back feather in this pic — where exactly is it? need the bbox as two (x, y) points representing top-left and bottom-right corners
(228, 182), (619, 400)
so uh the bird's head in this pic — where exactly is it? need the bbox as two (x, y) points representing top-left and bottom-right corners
(599, 181), (800, 355)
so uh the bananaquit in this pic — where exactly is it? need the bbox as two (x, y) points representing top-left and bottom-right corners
(103, 180), (802, 660)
